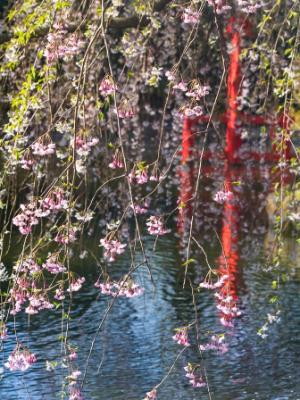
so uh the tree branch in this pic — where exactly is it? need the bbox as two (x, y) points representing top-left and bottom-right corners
(108, 0), (172, 30)
(0, 0), (172, 45)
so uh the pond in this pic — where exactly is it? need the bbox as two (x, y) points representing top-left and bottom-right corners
(1, 164), (300, 400)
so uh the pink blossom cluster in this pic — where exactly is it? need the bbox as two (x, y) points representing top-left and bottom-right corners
(131, 201), (149, 215)
(9, 273), (55, 315)
(45, 23), (83, 64)
(216, 302), (241, 319)
(14, 258), (41, 275)
(31, 142), (56, 156)
(20, 157), (35, 170)
(5, 346), (36, 371)
(115, 105), (135, 119)
(199, 274), (229, 289)
(185, 84), (211, 100)
(184, 364), (207, 388)
(67, 369), (81, 383)
(95, 279), (144, 298)
(128, 168), (148, 184)
(9, 277), (30, 314)
(180, 105), (203, 119)
(55, 228), (77, 244)
(99, 77), (117, 97)
(143, 389), (157, 400)
(54, 287), (65, 300)
(172, 327), (190, 346)
(199, 335), (228, 353)
(207, 0), (232, 14)
(214, 292), (241, 327)
(40, 190), (68, 214)
(182, 8), (201, 24)
(109, 152), (124, 169)
(25, 294), (54, 315)
(99, 238), (126, 262)
(73, 137), (99, 157)
(146, 216), (170, 236)
(213, 190), (233, 204)
(67, 277), (85, 292)
(237, 0), (262, 13)
(12, 203), (39, 234)
(69, 387), (84, 400)
(173, 81), (188, 92)
(68, 348), (78, 360)
(165, 70), (176, 82)
(42, 256), (66, 274)
(13, 190), (68, 234)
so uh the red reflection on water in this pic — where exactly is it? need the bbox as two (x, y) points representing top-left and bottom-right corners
(225, 17), (242, 163)
(216, 164), (241, 327)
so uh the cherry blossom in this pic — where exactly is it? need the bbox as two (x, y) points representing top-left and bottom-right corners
(182, 8), (201, 25)
(99, 77), (117, 97)
(67, 277), (85, 292)
(146, 216), (170, 236)
(199, 274), (229, 289)
(143, 388), (157, 400)
(31, 142), (56, 156)
(42, 256), (66, 274)
(172, 327), (190, 346)
(5, 346), (37, 371)
(213, 190), (233, 204)
(95, 279), (144, 298)
(99, 238), (126, 262)
(184, 364), (207, 388)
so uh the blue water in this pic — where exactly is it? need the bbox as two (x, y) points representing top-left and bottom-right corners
(1, 166), (300, 400)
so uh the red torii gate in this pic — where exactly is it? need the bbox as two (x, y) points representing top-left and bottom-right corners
(178, 17), (293, 326)
(181, 17), (292, 165)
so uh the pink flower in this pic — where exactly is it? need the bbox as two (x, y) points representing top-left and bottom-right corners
(131, 201), (149, 215)
(185, 84), (210, 100)
(43, 256), (66, 274)
(114, 102), (135, 119)
(13, 203), (39, 235)
(45, 23), (83, 64)
(172, 327), (190, 346)
(69, 387), (83, 400)
(144, 388), (157, 400)
(199, 335), (228, 354)
(165, 70), (176, 81)
(182, 8), (201, 24)
(237, 0), (261, 13)
(177, 105), (203, 120)
(40, 189), (68, 214)
(31, 142), (56, 156)
(5, 346), (37, 371)
(207, 0), (232, 15)
(95, 279), (144, 298)
(68, 350), (77, 360)
(173, 81), (188, 91)
(99, 77), (117, 96)
(199, 274), (229, 290)
(128, 168), (148, 184)
(213, 190), (233, 204)
(67, 277), (85, 292)
(109, 151), (124, 169)
(54, 288), (65, 300)
(184, 364), (206, 388)
(146, 216), (170, 236)
(55, 229), (77, 244)
(73, 137), (99, 157)
(20, 158), (35, 170)
(99, 238), (126, 262)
